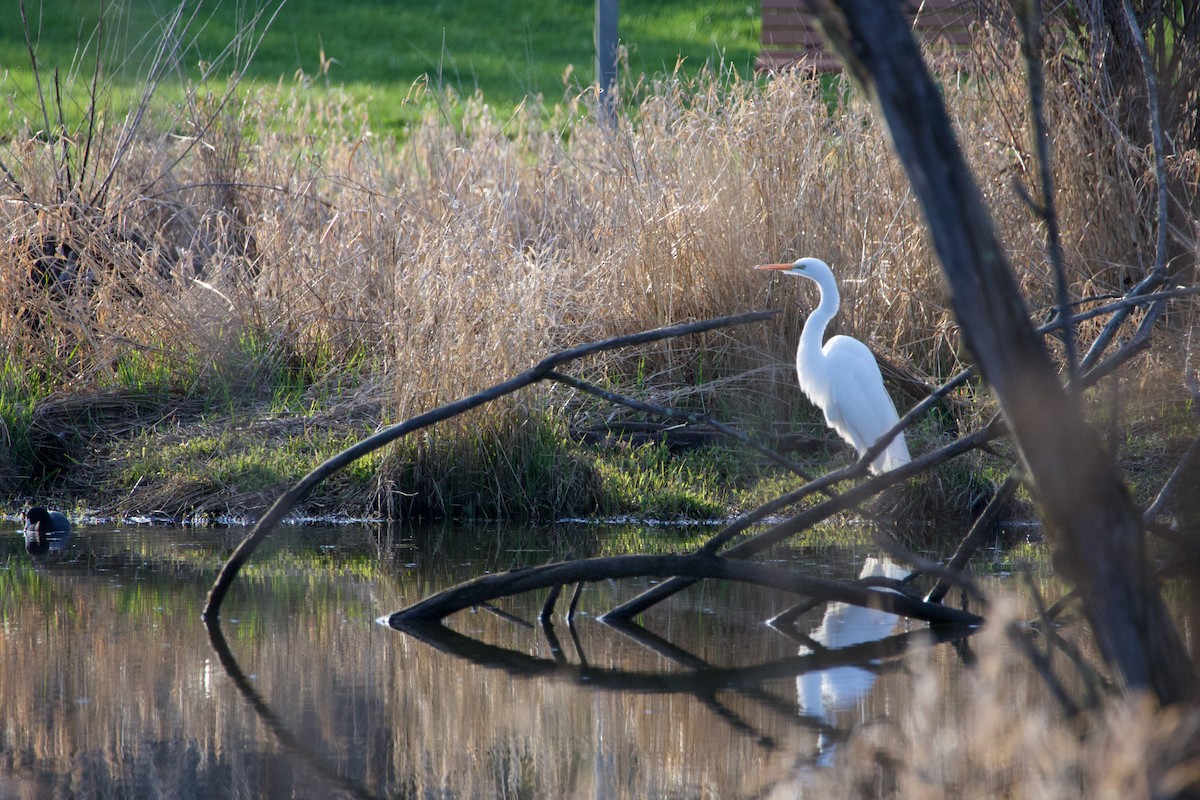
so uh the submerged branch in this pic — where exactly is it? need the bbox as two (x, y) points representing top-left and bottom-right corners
(386, 552), (981, 628)
(926, 473), (1021, 605)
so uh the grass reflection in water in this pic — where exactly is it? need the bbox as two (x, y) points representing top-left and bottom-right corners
(0, 520), (1134, 799)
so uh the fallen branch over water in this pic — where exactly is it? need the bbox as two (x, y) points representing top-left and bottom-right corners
(202, 310), (778, 618)
(386, 552), (981, 629)
(205, 280), (1191, 627)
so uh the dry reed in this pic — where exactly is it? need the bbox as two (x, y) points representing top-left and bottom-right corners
(1, 21), (1194, 517)
(757, 598), (1200, 799)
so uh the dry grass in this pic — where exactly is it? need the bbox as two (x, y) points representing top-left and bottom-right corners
(1, 21), (1195, 518)
(760, 599), (1200, 799)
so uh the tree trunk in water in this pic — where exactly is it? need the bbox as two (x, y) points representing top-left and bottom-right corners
(805, 0), (1195, 704)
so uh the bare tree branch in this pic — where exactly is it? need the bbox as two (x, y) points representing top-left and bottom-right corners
(1079, 3), (1174, 371)
(1017, 0), (1077, 386)
(386, 552), (982, 628)
(202, 311), (778, 618)
(603, 420), (1003, 620)
(1143, 436), (1200, 525)
(547, 370), (816, 477)
(1120, 0), (1170, 280)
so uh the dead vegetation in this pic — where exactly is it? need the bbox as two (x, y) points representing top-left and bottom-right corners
(756, 599), (1200, 799)
(0, 9), (1195, 527)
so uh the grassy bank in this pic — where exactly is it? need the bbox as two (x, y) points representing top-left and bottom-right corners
(0, 0), (760, 136)
(1, 8), (1196, 526)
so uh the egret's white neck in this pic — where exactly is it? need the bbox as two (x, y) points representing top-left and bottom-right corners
(798, 275), (839, 366)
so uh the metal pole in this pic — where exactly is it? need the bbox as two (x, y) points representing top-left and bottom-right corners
(595, 0), (618, 117)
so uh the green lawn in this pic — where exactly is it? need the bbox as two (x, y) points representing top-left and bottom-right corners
(1, 0), (761, 134)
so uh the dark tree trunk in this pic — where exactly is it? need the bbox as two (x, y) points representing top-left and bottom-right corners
(805, 0), (1195, 704)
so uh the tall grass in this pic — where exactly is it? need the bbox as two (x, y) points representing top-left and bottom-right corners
(1, 18), (1194, 517)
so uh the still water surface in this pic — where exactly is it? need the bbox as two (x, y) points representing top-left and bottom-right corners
(0, 520), (1099, 798)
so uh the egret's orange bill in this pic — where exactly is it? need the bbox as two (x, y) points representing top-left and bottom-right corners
(754, 263), (793, 270)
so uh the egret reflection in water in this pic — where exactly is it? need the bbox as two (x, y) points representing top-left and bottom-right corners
(796, 555), (911, 762)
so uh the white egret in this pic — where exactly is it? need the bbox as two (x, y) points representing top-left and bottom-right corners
(757, 257), (910, 474)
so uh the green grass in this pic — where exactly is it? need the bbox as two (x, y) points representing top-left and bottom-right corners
(1, 0), (760, 136)
(591, 440), (756, 519)
(110, 419), (385, 512)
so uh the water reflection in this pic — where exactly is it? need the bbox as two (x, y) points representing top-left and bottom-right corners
(0, 521), (1122, 798)
(204, 619), (377, 800)
(22, 526), (70, 557)
(794, 556), (911, 765)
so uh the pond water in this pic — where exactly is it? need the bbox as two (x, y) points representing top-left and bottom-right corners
(0, 520), (1162, 798)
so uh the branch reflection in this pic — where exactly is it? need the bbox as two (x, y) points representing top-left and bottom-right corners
(204, 619), (378, 800)
(388, 614), (975, 763)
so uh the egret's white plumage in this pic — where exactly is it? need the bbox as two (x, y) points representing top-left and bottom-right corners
(757, 257), (910, 474)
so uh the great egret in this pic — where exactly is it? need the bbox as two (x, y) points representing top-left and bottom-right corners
(757, 257), (910, 474)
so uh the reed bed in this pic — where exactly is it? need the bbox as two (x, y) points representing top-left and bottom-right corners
(1, 25), (1193, 519)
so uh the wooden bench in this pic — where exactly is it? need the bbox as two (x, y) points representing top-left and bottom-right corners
(758, 0), (979, 71)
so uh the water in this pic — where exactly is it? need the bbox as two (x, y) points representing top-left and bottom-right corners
(0, 520), (1123, 798)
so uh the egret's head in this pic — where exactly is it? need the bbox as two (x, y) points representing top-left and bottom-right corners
(754, 257), (833, 280)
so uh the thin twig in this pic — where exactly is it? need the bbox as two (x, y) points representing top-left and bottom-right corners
(1018, 0), (1077, 387)
(79, 0), (103, 195)
(20, 1), (54, 168)
(1047, 285), (1200, 329)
